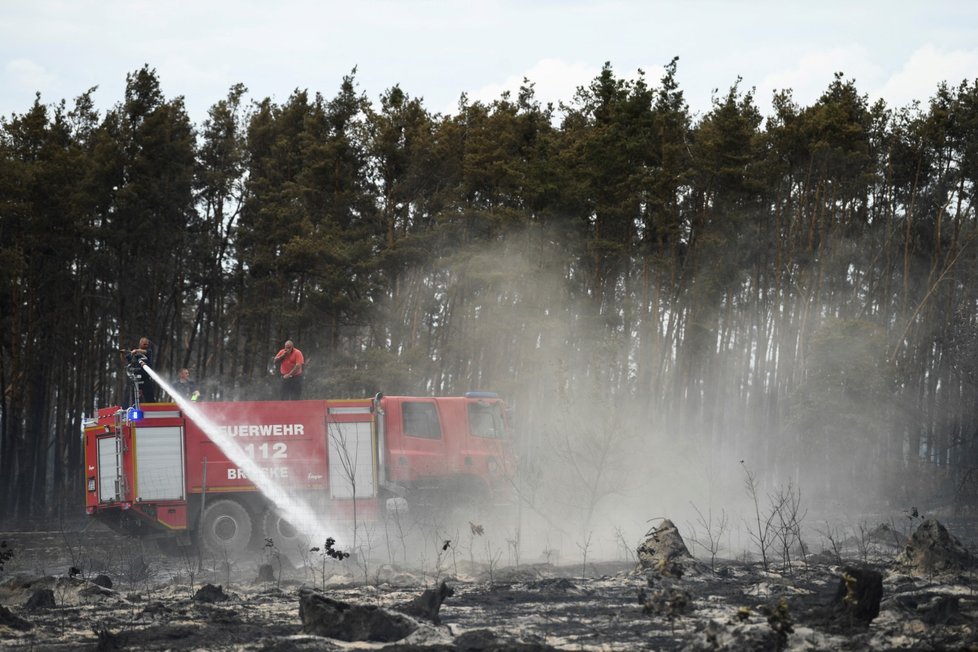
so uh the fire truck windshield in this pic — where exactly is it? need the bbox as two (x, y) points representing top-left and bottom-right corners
(468, 401), (506, 438)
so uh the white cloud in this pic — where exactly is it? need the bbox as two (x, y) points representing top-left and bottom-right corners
(756, 45), (884, 109)
(877, 45), (978, 108)
(5, 58), (58, 94)
(751, 44), (978, 113)
(464, 59), (600, 112)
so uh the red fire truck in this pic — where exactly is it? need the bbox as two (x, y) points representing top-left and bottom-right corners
(83, 392), (515, 555)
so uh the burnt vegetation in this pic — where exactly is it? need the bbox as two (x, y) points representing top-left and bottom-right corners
(0, 542), (13, 572)
(0, 515), (976, 650)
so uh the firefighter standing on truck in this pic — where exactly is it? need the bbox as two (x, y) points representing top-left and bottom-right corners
(173, 367), (201, 401)
(120, 336), (156, 404)
(274, 339), (304, 400)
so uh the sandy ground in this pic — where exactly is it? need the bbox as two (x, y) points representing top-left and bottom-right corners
(1, 521), (977, 650)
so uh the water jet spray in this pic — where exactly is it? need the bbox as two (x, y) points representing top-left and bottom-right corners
(140, 364), (338, 548)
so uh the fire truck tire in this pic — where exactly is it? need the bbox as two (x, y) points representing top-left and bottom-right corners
(261, 509), (309, 550)
(200, 499), (254, 556)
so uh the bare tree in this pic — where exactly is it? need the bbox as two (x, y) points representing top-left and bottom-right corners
(742, 462), (773, 570)
(327, 419), (363, 578)
(689, 501), (728, 573)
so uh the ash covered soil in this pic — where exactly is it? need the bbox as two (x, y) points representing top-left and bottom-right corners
(1, 518), (977, 651)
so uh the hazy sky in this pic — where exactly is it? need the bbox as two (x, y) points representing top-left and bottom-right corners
(2, 1), (977, 125)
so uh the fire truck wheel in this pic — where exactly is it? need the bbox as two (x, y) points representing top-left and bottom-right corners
(200, 499), (254, 556)
(261, 510), (309, 549)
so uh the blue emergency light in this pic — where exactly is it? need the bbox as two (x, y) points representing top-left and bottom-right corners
(126, 406), (143, 421)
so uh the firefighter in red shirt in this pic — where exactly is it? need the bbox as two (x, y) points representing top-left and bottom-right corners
(274, 339), (304, 400)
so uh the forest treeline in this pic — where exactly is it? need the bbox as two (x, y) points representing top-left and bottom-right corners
(2, 61), (978, 524)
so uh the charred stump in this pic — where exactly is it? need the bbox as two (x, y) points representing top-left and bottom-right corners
(898, 518), (972, 575)
(256, 564), (276, 583)
(92, 574), (113, 589)
(637, 519), (697, 577)
(832, 567), (883, 625)
(396, 580), (454, 625)
(298, 587), (417, 642)
(24, 588), (56, 610)
(193, 583), (229, 603)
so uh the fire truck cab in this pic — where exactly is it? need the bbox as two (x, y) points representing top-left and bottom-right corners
(83, 393), (515, 555)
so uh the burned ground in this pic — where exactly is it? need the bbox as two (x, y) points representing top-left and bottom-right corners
(0, 520), (977, 650)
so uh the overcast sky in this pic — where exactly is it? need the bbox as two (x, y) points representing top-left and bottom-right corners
(3, 1), (977, 126)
